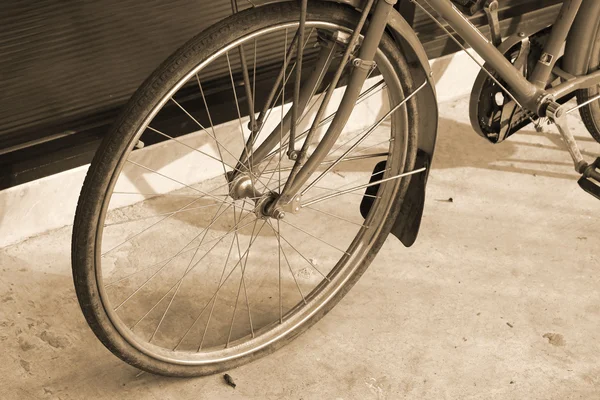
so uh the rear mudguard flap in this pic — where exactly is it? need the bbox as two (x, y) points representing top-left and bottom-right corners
(562, 1), (600, 76)
(254, 0), (439, 246)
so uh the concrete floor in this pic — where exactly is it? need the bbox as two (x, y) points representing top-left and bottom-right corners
(1, 95), (599, 399)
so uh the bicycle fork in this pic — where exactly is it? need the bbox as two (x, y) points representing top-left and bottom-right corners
(231, 0), (404, 218)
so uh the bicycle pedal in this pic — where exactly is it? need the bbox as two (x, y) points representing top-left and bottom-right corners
(578, 176), (600, 200)
(578, 158), (600, 200)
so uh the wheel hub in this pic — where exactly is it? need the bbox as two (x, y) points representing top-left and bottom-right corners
(228, 174), (260, 200)
(254, 192), (284, 220)
(228, 174), (285, 219)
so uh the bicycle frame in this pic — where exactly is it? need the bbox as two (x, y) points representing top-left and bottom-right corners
(423, 0), (600, 107)
(239, 0), (600, 223)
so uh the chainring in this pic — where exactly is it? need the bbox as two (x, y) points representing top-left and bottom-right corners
(469, 29), (548, 143)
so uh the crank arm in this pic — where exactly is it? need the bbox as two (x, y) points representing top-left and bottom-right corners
(546, 101), (600, 199)
(546, 101), (587, 172)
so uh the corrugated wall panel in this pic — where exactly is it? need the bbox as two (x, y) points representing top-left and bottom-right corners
(0, 0), (243, 151)
(0, 0), (561, 153)
(0, 0), (563, 188)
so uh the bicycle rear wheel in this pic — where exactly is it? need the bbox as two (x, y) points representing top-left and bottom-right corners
(577, 25), (600, 143)
(72, 1), (420, 376)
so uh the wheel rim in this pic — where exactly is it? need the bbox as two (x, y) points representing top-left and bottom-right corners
(94, 19), (408, 366)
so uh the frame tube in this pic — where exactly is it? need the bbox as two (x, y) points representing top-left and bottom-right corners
(423, 0), (543, 109)
(547, 68), (600, 99)
(529, 0), (582, 88)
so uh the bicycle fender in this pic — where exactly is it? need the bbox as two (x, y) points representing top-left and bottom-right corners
(327, 1), (439, 246)
(253, 0), (438, 246)
(385, 8), (438, 247)
(563, 1), (600, 76)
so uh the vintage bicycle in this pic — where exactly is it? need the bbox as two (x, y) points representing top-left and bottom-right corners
(71, 0), (600, 376)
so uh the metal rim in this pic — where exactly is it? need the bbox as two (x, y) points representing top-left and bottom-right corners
(92, 19), (408, 366)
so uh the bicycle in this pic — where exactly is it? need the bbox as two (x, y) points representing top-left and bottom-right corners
(71, 0), (600, 376)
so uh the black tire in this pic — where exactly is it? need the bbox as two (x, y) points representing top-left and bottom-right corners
(72, 1), (419, 377)
(577, 25), (600, 143)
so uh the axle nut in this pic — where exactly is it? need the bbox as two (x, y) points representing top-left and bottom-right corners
(272, 209), (285, 220)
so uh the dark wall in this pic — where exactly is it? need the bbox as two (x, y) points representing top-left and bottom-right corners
(0, 0), (561, 188)
(1, 0), (240, 154)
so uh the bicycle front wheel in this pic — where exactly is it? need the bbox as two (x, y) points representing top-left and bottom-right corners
(72, 1), (420, 376)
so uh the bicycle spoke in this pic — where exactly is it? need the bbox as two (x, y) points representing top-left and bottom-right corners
(236, 200), (255, 338)
(116, 202), (233, 313)
(267, 220), (306, 305)
(225, 51), (251, 165)
(303, 205), (367, 228)
(104, 202), (226, 228)
(126, 160), (235, 206)
(197, 223), (239, 351)
(275, 228), (329, 281)
(146, 125), (250, 180)
(302, 81), (427, 195)
(227, 3), (256, 133)
(261, 152), (389, 175)
(252, 39), (257, 115)
(111, 192), (228, 198)
(104, 214), (247, 288)
(289, 0), (307, 157)
(102, 195), (205, 256)
(197, 75), (230, 177)
(278, 29), (288, 198)
(254, 80), (330, 183)
(204, 72), (283, 194)
(104, 212), (258, 288)
(145, 198), (237, 340)
(154, 214), (264, 349)
(197, 74), (271, 188)
(177, 212), (258, 257)
(260, 149), (389, 194)
(302, 167), (427, 208)
(226, 201), (257, 346)
(174, 219), (266, 350)
(257, 28), (315, 125)
(226, 47), (263, 187)
(256, 78), (387, 170)
(169, 96), (250, 169)
(291, 154), (392, 201)
(333, 164), (389, 191)
(312, 185), (379, 199)
(280, 219), (350, 255)
(238, 28), (316, 168)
